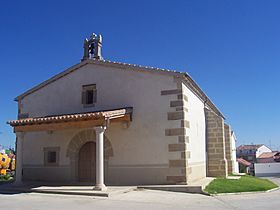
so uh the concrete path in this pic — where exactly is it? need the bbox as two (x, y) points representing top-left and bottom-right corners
(0, 177), (279, 210)
(0, 178), (213, 196)
(0, 183), (136, 197)
(0, 185), (279, 209)
(267, 176), (280, 185)
(0, 190), (230, 210)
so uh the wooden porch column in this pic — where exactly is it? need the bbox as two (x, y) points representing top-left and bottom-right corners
(15, 132), (24, 185)
(94, 126), (107, 191)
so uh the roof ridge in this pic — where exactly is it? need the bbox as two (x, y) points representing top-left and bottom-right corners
(91, 59), (187, 74)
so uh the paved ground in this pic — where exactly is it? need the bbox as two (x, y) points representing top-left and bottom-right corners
(1, 177), (279, 210)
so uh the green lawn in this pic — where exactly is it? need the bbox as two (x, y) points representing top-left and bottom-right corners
(204, 175), (278, 194)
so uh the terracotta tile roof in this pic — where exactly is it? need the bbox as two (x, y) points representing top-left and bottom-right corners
(237, 144), (264, 151)
(258, 152), (278, 159)
(7, 107), (132, 127)
(237, 158), (252, 166)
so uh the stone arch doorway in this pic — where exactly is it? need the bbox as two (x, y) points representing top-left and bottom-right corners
(78, 142), (96, 182)
(66, 129), (113, 182)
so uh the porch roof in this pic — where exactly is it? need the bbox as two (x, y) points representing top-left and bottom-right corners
(237, 158), (252, 167)
(7, 107), (133, 132)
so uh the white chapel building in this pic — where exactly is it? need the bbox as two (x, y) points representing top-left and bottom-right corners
(8, 34), (237, 190)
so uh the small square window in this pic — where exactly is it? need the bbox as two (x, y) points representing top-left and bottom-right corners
(47, 151), (57, 163)
(82, 84), (97, 107)
(44, 147), (60, 166)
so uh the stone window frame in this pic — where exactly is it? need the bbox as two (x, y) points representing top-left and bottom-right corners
(82, 84), (97, 108)
(44, 147), (60, 166)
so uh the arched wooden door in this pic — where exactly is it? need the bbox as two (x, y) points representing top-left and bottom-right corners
(78, 142), (96, 182)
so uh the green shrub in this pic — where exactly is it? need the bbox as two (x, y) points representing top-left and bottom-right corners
(0, 174), (12, 181)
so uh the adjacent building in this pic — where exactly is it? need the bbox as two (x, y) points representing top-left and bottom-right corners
(257, 152), (280, 163)
(237, 158), (251, 174)
(236, 144), (272, 163)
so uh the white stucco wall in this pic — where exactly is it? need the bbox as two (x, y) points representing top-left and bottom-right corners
(182, 82), (206, 181)
(20, 63), (183, 184)
(256, 145), (272, 158)
(23, 130), (75, 166)
(230, 132), (239, 173)
(22, 130), (76, 181)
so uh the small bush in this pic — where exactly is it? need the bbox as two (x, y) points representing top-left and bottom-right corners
(0, 174), (12, 181)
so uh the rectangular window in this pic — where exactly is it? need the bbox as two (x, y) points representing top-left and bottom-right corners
(82, 84), (97, 107)
(47, 151), (57, 163)
(44, 147), (60, 166)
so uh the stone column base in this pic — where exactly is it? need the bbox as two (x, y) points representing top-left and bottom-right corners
(93, 184), (107, 191)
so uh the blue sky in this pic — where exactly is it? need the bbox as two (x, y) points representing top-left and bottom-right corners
(0, 0), (279, 150)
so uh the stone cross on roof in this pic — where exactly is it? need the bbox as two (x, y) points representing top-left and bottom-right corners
(82, 33), (103, 61)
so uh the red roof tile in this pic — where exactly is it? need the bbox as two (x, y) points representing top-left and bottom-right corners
(237, 158), (252, 166)
(258, 152), (278, 159)
(237, 144), (264, 151)
(7, 107), (132, 126)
